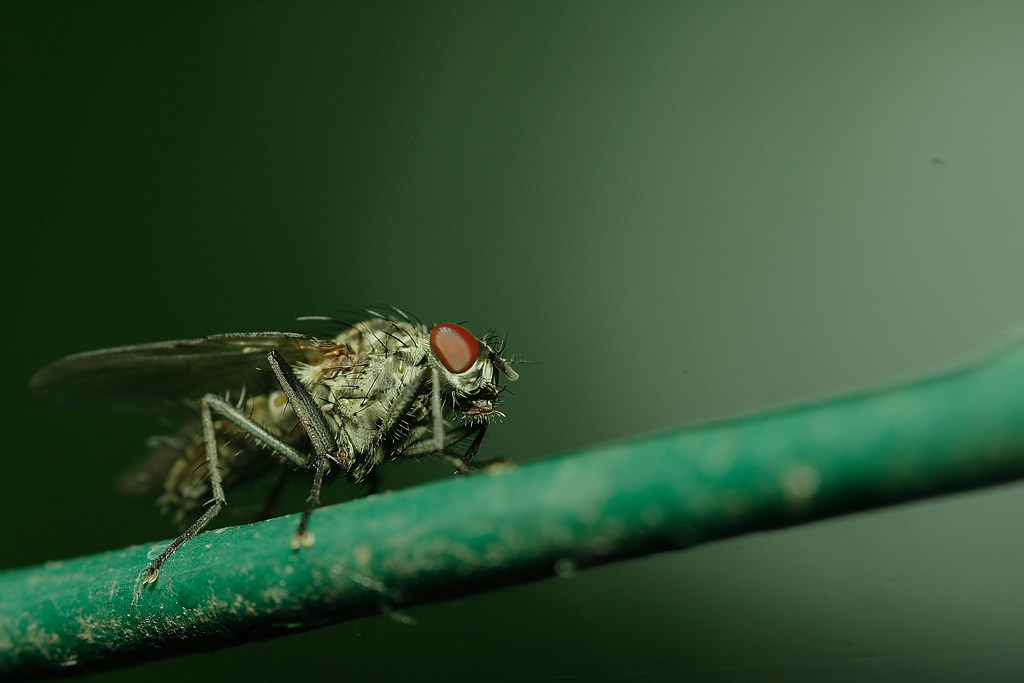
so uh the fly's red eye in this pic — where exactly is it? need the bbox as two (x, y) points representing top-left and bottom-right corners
(430, 323), (481, 374)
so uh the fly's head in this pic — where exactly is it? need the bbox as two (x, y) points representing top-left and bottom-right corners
(429, 322), (518, 423)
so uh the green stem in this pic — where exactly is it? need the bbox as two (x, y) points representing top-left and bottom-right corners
(5, 337), (1024, 679)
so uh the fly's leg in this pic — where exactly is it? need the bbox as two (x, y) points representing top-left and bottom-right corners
(142, 394), (311, 584)
(400, 423), (487, 474)
(459, 424), (487, 470)
(265, 349), (347, 550)
(425, 423), (506, 476)
(292, 455), (329, 549)
(431, 367), (446, 453)
(427, 365), (475, 473)
(459, 425), (514, 475)
(142, 397), (222, 584)
(448, 425), (489, 476)
(423, 368), (496, 475)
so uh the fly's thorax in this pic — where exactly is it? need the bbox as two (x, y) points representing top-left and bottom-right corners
(284, 320), (433, 458)
(295, 319), (429, 399)
(331, 347), (429, 451)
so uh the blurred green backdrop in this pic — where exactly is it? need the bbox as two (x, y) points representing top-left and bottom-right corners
(4, 1), (1024, 680)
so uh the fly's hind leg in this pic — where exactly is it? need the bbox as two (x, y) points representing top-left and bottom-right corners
(142, 393), (311, 585)
(141, 396), (223, 584)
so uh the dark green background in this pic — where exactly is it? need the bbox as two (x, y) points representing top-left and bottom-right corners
(4, 2), (1024, 680)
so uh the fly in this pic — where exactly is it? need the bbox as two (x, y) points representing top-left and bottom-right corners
(29, 310), (519, 583)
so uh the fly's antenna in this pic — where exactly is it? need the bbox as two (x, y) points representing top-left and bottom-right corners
(487, 331), (519, 380)
(492, 353), (519, 381)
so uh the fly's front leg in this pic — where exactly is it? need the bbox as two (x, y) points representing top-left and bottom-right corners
(438, 424), (507, 476)
(424, 368), (491, 475)
(431, 367), (446, 454)
(142, 394), (311, 584)
(265, 349), (346, 549)
(445, 424), (488, 476)
(401, 423), (487, 475)
(459, 423), (487, 471)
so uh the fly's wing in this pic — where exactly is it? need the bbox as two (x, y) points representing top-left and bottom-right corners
(29, 332), (331, 413)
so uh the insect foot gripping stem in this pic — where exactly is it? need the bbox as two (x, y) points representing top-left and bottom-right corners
(141, 393), (230, 585)
(291, 455), (331, 550)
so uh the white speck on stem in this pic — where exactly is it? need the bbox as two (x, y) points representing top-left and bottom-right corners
(781, 465), (821, 504)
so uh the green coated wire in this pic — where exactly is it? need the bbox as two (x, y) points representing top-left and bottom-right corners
(4, 335), (1024, 678)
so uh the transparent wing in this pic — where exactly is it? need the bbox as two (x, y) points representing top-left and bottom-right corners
(29, 332), (331, 413)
